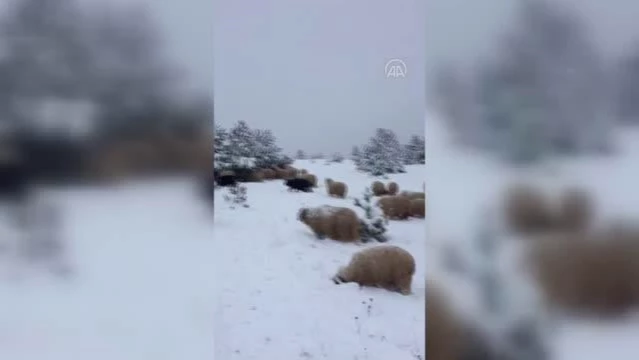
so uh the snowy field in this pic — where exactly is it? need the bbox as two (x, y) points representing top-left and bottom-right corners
(213, 159), (425, 359)
(0, 178), (217, 359)
(425, 111), (639, 359)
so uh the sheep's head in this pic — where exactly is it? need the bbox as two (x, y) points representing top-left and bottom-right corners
(297, 208), (309, 222)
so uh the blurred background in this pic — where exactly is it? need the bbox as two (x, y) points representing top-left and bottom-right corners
(0, 0), (215, 358)
(425, 0), (639, 360)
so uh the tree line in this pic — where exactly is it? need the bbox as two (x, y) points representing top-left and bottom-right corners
(0, 0), (210, 143)
(430, 0), (639, 164)
(214, 121), (292, 171)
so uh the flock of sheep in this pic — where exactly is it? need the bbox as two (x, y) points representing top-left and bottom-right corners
(427, 182), (639, 360)
(214, 163), (426, 297)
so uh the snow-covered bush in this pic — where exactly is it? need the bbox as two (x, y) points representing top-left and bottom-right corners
(329, 152), (344, 163)
(223, 183), (249, 209)
(469, 209), (550, 360)
(354, 187), (388, 242)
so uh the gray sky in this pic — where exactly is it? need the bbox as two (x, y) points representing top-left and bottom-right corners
(425, 0), (639, 79)
(212, 0), (425, 155)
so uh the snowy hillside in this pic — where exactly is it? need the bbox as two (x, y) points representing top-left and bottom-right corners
(213, 160), (426, 359)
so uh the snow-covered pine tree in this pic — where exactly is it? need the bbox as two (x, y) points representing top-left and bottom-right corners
(252, 128), (282, 168)
(227, 121), (256, 168)
(354, 187), (388, 242)
(359, 129), (405, 176)
(403, 135), (425, 165)
(277, 154), (294, 166)
(357, 143), (374, 173)
(296, 149), (306, 159)
(470, 208), (551, 360)
(214, 123), (233, 170)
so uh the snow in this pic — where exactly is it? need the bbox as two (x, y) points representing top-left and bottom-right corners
(0, 161), (425, 359)
(0, 178), (216, 359)
(425, 110), (639, 359)
(214, 160), (425, 359)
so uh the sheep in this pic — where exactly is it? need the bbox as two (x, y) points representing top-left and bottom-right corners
(272, 167), (285, 179)
(325, 178), (348, 198)
(0, 145), (32, 206)
(371, 181), (387, 196)
(299, 169), (308, 175)
(262, 168), (276, 180)
(332, 245), (415, 295)
(216, 170), (237, 187)
(426, 281), (463, 360)
(300, 173), (318, 187)
(247, 169), (264, 182)
(527, 224), (639, 317)
(503, 183), (555, 235)
(410, 198), (425, 218)
(400, 191), (425, 200)
(297, 205), (359, 242)
(557, 186), (593, 231)
(285, 177), (313, 192)
(283, 165), (297, 179)
(386, 181), (399, 195)
(377, 195), (412, 220)
(91, 144), (132, 183)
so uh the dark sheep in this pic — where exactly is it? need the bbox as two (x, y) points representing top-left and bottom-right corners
(216, 175), (237, 187)
(285, 177), (313, 192)
(0, 142), (33, 205)
(0, 158), (31, 205)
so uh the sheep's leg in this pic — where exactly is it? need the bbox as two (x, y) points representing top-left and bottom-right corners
(332, 274), (346, 284)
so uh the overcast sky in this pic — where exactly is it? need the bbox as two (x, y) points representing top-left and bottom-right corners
(212, 0), (425, 155)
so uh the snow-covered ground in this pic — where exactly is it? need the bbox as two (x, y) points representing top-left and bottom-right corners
(214, 160), (426, 359)
(5, 109), (637, 360)
(425, 111), (639, 359)
(0, 178), (217, 359)
(0, 162), (425, 359)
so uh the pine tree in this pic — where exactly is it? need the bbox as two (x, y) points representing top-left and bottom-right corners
(252, 128), (282, 168)
(470, 209), (551, 360)
(353, 187), (388, 242)
(359, 129), (405, 176)
(214, 123), (233, 170)
(403, 135), (425, 164)
(277, 154), (294, 166)
(227, 120), (255, 168)
(296, 149), (306, 159)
